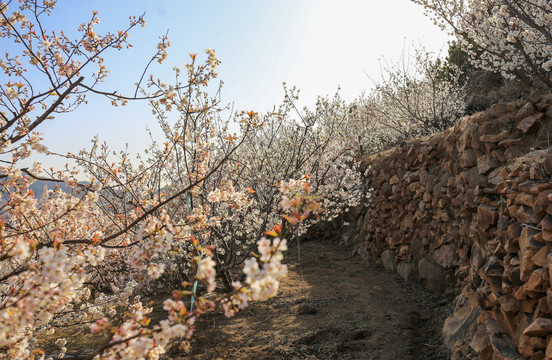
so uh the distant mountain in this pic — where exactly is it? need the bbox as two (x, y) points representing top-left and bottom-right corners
(28, 180), (88, 198)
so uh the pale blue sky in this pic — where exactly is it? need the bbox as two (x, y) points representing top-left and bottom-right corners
(6, 1), (451, 170)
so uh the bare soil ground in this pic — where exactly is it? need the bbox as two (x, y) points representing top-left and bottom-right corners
(169, 238), (453, 360)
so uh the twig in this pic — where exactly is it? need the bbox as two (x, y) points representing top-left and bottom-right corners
(522, 223), (541, 231)
(422, 343), (439, 348)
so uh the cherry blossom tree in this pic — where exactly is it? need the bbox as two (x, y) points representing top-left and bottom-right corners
(412, 0), (552, 89)
(361, 46), (466, 146)
(105, 79), (365, 296)
(231, 86), (364, 235)
(0, 1), (311, 359)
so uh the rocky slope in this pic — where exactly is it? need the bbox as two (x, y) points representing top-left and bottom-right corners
(347, 94), (552, 359)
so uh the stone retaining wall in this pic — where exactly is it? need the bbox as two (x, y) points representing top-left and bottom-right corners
(351, 94), (552, 359)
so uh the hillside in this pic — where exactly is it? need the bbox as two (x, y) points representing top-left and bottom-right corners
(345, 94), (552, 359)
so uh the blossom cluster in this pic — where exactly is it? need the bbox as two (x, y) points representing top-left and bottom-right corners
(412, 0), (552, 88)
(0, 1), (368, 359)
(360, 45), (466, 147)
(221, 236), (288, 317)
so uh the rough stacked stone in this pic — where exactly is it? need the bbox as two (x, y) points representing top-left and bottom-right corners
(353, 95), (552, 359)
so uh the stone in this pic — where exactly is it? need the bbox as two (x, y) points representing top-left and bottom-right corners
(513, 205), (542, 224)
(532, 246), (551, 267)
(535, 297), (552, 318)
(545, 153), (552, 176)
(479, 119), (500, 136)
(482, 262), (505, 293)
(523, 269), (547, 294)
(381, 249), (397, 271)
(434, 244), (456, 269)
(520, 227), (543, 252)
(478, 153), (499, 175)
(508, 222), (523, 241)
(493, 307), (518, 341)
(498, 294), (518, 313)
(489, 103), (510, 118)
(490, 338), (525, 360)
(442, 294), (481, 350)
(505, 239), (520, 254)
(469, 327), (491, 354)
(296, 303), (317, 315)
(523, 318), (552, 337)
(535, 190), (552, 216)
(403, 170), (420, 183)
(508, 265), (523, 287)
(516, 192), (537, 207)
(520, 298), (540, 313)
(422, 191), (432, 203)
(478, 204), (498, 231)
(397, 262), (417, 282)
(460, 149), (478, 168)
(382, 182), (392, 197)
(471, 242), (486, 271)
(548, 256), (552, 290)
(520, 227), (544, 281)
(517, 112), (545, 133)
(386, 231), (403, 248)
(469, 125), (482, 151)
(519, 334), (548, 357)
(514, 102), (535, 122)
(488, 166), (506, 186)
(514, 286), (527, 302)
(410, 238), (423, 263)
(546, 336), (552, 359)
(480, 130), (510, 143)
(536, 98), (551, 111)
(515, 312), (533, 344)
(518, 181), (552, 195)
(418, 257), (448, 292)
(506, 145), (532, 162)
(488, 327), (525, 360)
(530, 351), (545, 360)
(496, 150), (511, 167)
(461, 166), (480, 188)
(499, 137), (522, 147)
(540, 215), (552, 231)
(407, 181), (421, 193)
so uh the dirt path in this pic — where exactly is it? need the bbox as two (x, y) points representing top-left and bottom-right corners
(171, 239), (453, 360)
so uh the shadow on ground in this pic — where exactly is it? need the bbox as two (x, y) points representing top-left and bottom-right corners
(171, 238), (453, 360)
